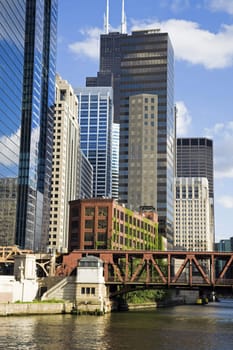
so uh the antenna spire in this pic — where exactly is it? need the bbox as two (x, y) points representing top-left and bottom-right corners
(104, 0), (110, 34)
(121, 0), (127, 34)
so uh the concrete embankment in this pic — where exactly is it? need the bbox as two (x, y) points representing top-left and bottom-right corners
(0, 302), (73, 316)
(128, 302), (157, 310)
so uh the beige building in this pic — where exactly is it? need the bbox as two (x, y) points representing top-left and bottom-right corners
(128, 94), (158, 211)
(174, 177), (213, 251)
(48, 75), (79, 252)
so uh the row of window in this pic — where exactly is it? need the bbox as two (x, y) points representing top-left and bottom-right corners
(81, 287), (96, 295)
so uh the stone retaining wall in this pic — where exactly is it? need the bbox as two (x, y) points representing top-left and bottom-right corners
(0, 302), (73, 316)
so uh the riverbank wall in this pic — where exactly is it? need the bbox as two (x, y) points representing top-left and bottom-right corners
(0, 302), (73, 316)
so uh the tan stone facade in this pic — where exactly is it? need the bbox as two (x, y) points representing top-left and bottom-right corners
(49, 75), (79, 252)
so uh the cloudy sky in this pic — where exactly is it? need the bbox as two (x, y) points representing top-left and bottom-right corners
(57, 0), (233, 241)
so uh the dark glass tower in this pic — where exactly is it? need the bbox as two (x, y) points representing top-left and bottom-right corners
(86, 32), (126, 123)
(88, 29), (175, 247)
(176, 138), (214, 198)
(0, 0), (57, 251)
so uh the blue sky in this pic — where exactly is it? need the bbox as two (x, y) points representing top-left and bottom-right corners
(57, 0), (233, 242)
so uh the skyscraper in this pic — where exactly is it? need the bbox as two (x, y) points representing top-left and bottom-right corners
(0, 1), (26, 245)
(176, 137), (215, 244)
(48, 75), (79, 253)
(0, 0), (57, 251)
(75, 87), (117, 199)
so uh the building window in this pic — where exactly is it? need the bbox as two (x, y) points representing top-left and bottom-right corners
(60, 89), (67, 101)
(84, 232), (94, 243)
(85, 207), (95, 216)
(98, 207), (108, 216)
(98, 220), (107, 229)
(85, 220), (94, 229)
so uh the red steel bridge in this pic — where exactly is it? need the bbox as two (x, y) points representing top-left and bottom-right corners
(1, 247), (233, 293)
(59, 250), (233, 294)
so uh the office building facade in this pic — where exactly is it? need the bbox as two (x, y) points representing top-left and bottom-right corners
(48, 75), (79, 252)
(120, 30), (175, 248)
(78, 151), (93, 200)
(111, 123), (120, 200)
(128, 94), (158, 211)
(75, 87), (117, 199)
(176, 137), (215, 246)
(0, 1), (26, 245)
(0, 0), (57, 251)
(174, 177), (213, 251)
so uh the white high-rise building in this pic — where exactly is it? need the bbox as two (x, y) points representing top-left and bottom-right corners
(48, 75), (79, 252)
(174, 177), (213, 251)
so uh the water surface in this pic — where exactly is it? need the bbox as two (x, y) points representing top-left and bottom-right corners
(0, 300), (232, 350)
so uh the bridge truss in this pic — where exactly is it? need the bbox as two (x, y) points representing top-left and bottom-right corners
(61, 250), (233, 291)
(0, 246), (32, 262)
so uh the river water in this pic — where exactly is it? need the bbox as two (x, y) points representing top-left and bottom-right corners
(0, 300), (232, 350)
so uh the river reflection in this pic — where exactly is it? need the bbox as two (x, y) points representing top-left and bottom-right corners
(0, 300), (232, 350)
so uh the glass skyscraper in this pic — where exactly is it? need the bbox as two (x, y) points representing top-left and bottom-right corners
(75, 87), (116, 199)
(0, 0), (57, 251)
(0, 1), (26, 245)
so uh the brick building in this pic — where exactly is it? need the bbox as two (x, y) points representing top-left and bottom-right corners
(68, 198), (164, 252)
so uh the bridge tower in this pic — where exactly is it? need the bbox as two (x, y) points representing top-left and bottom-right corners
(75, 256), (111, 314)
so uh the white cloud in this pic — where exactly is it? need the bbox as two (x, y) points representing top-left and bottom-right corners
(204, 122), (233, 178)
(217, 195), (233, 209)
(0, 126), (40, 170)
(131, 18), (233, 69)
(0, 128), (20, 166)
(69, 27), (101, 60)
(209, 0), (233, 15)
(170, 0), (190, 12)
(175, 101), (192, 136)
(68, 19), (233, 69)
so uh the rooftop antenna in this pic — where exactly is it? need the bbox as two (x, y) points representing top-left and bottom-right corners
(104, 0), (110, 34)
(121, 0), (127, 34)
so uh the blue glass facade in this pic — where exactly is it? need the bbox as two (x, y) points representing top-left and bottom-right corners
(0, 0), (26, 245)
(75, 87), (113, 198)
(0, 0), (57, 251)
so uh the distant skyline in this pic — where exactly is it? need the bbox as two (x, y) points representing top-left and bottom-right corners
(56, 0), (233, 242)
